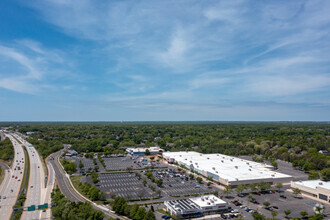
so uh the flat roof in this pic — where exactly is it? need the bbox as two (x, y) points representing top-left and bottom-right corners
(294, 180), (330, 190)
(189, 195), (227, 208)
(163, 151), (292, 182)
(127, 147), (163, 152)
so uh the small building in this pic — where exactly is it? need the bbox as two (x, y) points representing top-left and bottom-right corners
(291, 180), (330, 203)
(65, 149), (78, 157)
(319, 150), (328, 155)
(126, 147), (163, 156)
(189, 195), (229, 215)
(164, 199), (202, 218)
(164, 195), (228, 218)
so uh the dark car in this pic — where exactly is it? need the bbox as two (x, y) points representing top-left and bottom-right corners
(221, 214), (228, 219)
(272, 206), (278, 209)
(238, 193), (247, 197)
(280, 195), (287, 199)
(264, 206), (273, 211)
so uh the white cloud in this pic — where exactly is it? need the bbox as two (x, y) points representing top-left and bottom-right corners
(247, 74), (330, 97)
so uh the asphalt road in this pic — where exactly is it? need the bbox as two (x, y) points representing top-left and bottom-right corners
(13, 134), (47, 220)
(0, 133), (25, 220)
(50, 150), (126, 219)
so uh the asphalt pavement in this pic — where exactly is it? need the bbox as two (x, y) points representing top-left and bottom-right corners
(0, 133), (25, 220)
(50, 150), (126, 219)
(13, 134), (47, 220)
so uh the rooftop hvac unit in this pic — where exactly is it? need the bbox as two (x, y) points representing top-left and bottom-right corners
(207, 202), (211, 205)
(207, 157), (210, 159)
(249, 169), (251, 171)
(185, 158), (187, 160)
(246, 162), (249, 165)
(212, 167), (215, 170)
(216, 171), (218, 173)
(235, 166), (238, 169)
(217, 154), (219, 156)
(319, 182), (323, 185)
(205, 196), (208, 200)
(236, 178), (239, 181)
(221, 160), (224, 163)
(179, 155), (182, 157)
(271, 174), (275, 177)
(202, 198), (204, 201)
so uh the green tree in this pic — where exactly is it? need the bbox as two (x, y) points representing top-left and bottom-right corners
(275, 183), (283, 192)
(263, 201), (270, 207)
(300, 211), (308, 218)
(308, 170), (320, 180)
(252, 212), (266, 220)
(270, 210), (278, 219)
(134, 207), (146, 220)
(320, 168), (330, 180)
(223, 186), (232, 197)
(130, 204), (139, 219)
(284, 210), (291, 218)
(271, 161), (278, 169)
(144, 209), (156, 220)
(249, 183), (257, 193)
(145, 149), (150, 156)
(155, 179), (163, 187)
(196, 177), (203, 184)
(235, 184), (246, 194)
(292, 188), (301, 197)
(79, 160), (84, 169)
(308, 214), (324, 220)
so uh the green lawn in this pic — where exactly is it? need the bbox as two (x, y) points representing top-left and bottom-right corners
(0, 167), (4, 185)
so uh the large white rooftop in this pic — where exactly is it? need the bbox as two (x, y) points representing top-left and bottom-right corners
(163, 151), (292, 183)
(294, 180), (330, 190)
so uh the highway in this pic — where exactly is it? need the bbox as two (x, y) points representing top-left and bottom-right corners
(13, 134), (48, 220)
(0, 133), (25, 220)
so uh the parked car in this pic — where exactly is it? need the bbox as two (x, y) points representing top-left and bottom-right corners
(264, 206), (273, 211)
(280, 195), (287, 199)
(272, 206), (278, 209)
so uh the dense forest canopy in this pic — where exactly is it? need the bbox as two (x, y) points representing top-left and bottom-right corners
(0, 137), (14, 162)
(1, 122), (329, 178)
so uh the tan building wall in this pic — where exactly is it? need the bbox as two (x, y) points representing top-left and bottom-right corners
(291, 181), (330, 203)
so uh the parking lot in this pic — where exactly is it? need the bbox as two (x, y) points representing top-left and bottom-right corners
(103, 156), (165, 171)
(239, 156), (308, 181)
(224, 187), (330, 220)
(153, 169), (213, 196)
(73, 157), (105, 172)
(86, 172), (154, 200)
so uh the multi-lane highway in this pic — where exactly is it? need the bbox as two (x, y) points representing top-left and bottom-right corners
(1, 131), (122, 219)
(13, 134), (48, 220)
(0, 133), (25, 220)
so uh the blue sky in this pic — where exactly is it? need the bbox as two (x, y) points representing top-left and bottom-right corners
(0, 0), (329, 121)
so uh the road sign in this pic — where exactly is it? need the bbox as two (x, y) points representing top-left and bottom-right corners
(28, 205), (36, 211)
(38, 203), (48, 210)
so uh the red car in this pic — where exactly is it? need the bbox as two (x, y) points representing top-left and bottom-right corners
(12, 175), (15, 178)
